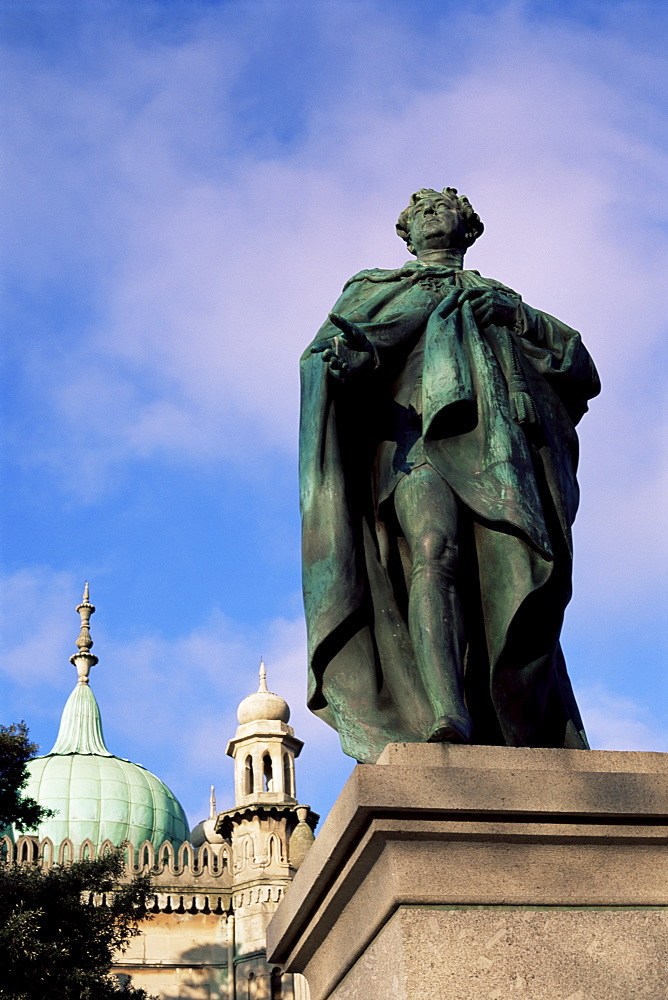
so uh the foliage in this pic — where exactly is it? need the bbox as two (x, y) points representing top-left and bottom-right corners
(0, 722), (52, 832)
(0, 849), (157, 999)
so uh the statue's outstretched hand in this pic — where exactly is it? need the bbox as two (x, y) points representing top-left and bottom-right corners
(310, 313), (376, 382)
(459, 287), (517, 329)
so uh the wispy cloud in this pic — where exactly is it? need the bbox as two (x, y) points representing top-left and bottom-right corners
(5, 3), (666, 477)
(0, 568), (78, 690)
(580, 686), (668, 753)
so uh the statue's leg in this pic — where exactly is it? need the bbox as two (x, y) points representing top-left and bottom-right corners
(393, 466), (472, 743)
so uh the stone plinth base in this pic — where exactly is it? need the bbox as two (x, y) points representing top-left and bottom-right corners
(333, 906), (665, 999)
(266, 744), (668, 1000)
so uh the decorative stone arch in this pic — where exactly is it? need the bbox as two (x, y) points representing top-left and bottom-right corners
(99, 838), (115, 858)
(196, 843), (211, 871)
(0, 834), (13, 861)
(234, 833), (255, 872)
(58, 837), (74, 864)
(158, 839), (175, 871)
(79, 838), (95, 861)
(266, 832), (283, 866)
(120, 839), (133, 868)
(39, 837), (54, 868)
(138, 839), (155, 869)
(17, 835), (38, 863)
(177, 840), (195, 872)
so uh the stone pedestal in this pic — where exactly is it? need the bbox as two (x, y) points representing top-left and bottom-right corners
(266, 744), (668, 1000)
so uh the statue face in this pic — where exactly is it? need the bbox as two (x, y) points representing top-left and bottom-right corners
(408, 195), (466, 254)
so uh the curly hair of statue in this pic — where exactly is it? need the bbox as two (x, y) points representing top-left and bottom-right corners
(396, 187), (484, 254)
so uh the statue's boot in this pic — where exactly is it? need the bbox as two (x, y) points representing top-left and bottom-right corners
(427, 715), (472, 744)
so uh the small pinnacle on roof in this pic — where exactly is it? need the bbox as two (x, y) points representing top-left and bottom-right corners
(236, 658), (291, 726)
(69, 582), (99, 683)
(209, 785), (217, 820)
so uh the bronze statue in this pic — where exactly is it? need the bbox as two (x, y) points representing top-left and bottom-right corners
(299, 188), (600, 762)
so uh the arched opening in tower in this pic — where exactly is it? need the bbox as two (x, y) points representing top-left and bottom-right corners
(263, 753), (273, 792)
(244, 754), (254, 795)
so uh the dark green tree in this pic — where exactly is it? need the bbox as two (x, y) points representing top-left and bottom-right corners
(0, 850), (157, 999)
(0, 722), (51, 831)
(1, 723), (155, 998)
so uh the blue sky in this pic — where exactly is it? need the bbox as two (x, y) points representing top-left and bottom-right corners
(1, 0), (667, 830)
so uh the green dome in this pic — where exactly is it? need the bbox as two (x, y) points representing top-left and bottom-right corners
(22, 682), (189, 851)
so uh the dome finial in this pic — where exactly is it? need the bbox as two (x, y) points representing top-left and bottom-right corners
(69, 582), (99, 684)
(209, 785), (217, 820)
(236, 659), (290, 726)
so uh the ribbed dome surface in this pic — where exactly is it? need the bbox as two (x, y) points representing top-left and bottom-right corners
(21, 683), (189, 850)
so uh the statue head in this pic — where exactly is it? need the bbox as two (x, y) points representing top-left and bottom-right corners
(396, 187), (484, 257)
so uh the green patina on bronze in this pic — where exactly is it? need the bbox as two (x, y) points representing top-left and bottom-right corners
(299, 187), (600, 762)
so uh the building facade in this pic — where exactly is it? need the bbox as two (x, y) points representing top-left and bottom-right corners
(5, 588), (316, 999)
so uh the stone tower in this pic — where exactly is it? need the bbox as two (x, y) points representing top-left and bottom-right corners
(228, 660), (300, 808)
(206, 662), (317, 999)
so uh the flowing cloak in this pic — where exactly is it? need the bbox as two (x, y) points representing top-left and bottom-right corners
(299, 261), (600, 762)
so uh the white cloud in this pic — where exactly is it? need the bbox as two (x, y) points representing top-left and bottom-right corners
(5, 2), (666, 484)
(0, 568), (78, 688)
(580, 686), (668, 753)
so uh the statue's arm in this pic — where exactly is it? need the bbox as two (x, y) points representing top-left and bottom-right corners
(306, 271), (439, 383)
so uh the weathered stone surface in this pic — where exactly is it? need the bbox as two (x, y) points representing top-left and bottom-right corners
(267, 744), (668, 1000)
(334, 906), (667, 1000)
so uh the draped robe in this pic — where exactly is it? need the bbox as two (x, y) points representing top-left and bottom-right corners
(299, 261), (600, 762)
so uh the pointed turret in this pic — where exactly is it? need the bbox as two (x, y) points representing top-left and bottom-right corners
(228, 660), (300, 806)
(191, 783), (224, 848)
(190, 661), (317, 998)
(236, 659), (290, 728)
(53, 583), (110, 756)
(19, 585), (190, 850)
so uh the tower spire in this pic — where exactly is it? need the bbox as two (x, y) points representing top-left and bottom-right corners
(258, 658), (268, 693)
(69, 582), (99, 684)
